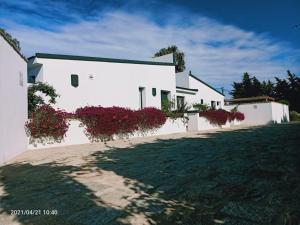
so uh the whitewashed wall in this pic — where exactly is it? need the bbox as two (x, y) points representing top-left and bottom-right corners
(0, 35), (27, 164)
(224, 102), (289, 125)
(176, 72), (224, 109)
(28, 118), (187, 149)
(187, 113), (231, 132)
(271, 102), (290, 123)
(30, 56), (176, 112)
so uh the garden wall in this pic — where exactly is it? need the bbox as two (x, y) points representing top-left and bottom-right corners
(224, 102), (289, 125)
(187, 113), (237, 132)
(28, 118), (187, 149)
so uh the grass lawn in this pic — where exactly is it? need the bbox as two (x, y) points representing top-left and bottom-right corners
(1, 123), (300, 225)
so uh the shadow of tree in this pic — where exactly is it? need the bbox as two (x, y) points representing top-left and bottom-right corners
(91, 123), (300, 225)
(0, 163), (129, 225)
(0, 123), (299, 225)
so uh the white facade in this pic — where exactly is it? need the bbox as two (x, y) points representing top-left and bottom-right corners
(224, 102), (289, 125)
(28, 53), (176, 112)
(176, 71), (224, 109)
(0, 34), (27, 164)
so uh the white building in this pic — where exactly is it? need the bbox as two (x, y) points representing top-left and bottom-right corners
(176, 70), (224, 109)
(224, 96), (290, 125)
(0, 32), (27, 164)
(28, 53), (224, 112)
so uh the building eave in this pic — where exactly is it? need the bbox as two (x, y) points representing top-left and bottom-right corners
(176, 86), (198, 92)
(29, 53), (176, 66)
(189, 73), (224, 96)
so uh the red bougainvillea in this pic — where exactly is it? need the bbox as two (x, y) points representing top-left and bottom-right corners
(199, 109), (245, 126)
(75, 106), (167, 141)
(25, 105), (70, 143)
(75, 106), (138, 141)
(136, 107), (167, 133)
(230, 112), (245, 121)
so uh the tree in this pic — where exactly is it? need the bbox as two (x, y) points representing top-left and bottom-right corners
(230, 72), (263, 98)
(231, 70), (300, 112)
(261, 80), (275, 96)
(154, 45), (185, 73)
(28, 82), (59, 116)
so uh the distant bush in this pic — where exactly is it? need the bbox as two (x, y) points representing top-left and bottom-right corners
(200, 109), (245, 126)
(25, 105), (69, 143)
(290, 111), (300, 121)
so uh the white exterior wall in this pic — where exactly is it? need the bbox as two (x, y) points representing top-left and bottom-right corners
(270, 102), (290, 123)
(176, 71), (189, 88)
(33, 58), (176, 112)
(28, 118), (186, 149)
(176, 74), (224, 109)
(187, 113), (231, 132)
(0, 35), (27, 164)
(224, 102), (289, 125)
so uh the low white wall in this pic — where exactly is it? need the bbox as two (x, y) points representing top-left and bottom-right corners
(28, 118), (187, 149)
(224, 102), (289, 125)
(187, 113), (232, 132)
(271, 102), (290, 123)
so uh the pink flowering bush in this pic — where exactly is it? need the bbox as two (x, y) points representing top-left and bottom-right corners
(75, 106), (167, 141)
(200, 109), (245, 126)
(75, 106), (139, 141)
(25, 105), (70, 143)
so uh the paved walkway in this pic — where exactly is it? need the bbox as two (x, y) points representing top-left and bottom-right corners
(1, 123), (300, 225)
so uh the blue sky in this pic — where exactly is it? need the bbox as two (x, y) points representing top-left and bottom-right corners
(1, 0), (299, 94)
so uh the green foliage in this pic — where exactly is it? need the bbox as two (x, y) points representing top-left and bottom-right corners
(28, 82), (59, 116)
(0, 28), (21, 51)
(231, 71), (300, 112)
(193, 103), (209, 112)
(290, 111), (300, 121)
(154, 45), (185, 73)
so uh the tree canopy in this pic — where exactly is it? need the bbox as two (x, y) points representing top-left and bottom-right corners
(231, 71), (300, 112)
(154, 45), (185, 73)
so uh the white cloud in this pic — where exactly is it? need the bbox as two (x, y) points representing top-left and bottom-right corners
(5, 10), (300, 93)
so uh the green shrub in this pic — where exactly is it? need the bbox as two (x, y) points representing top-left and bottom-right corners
(193, 103), (209, 112)
(290, 111), (300, 121)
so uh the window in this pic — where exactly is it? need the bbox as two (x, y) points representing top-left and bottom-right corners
(217, 101), (220, 106)
(201, 99), (204, 104)
(152, 88), (156, 96)
(177, 96), (185, 110)
(211, 101), (216, 109)
(71, 74), (79, 87)
(161, 90), (170, 110)
(139, 87), (146, 109)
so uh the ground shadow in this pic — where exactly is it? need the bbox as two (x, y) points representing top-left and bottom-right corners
(91, 123), (300, 225)
(0, 163), (129, 225)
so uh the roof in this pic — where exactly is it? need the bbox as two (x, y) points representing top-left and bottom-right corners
(189, 72), (224, 96)
(176, 86), (198, 92)
(28, 53), (175, 66)
(0, 31), (27, 62)
(225, 96), (275, 104)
